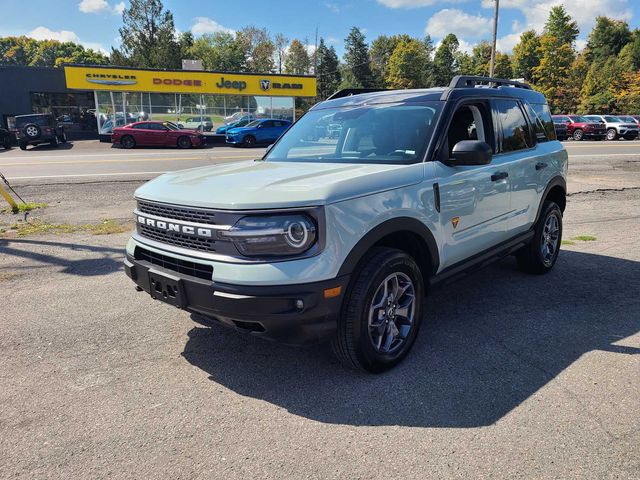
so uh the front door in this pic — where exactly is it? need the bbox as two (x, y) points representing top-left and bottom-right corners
(434, 101), (513, 269)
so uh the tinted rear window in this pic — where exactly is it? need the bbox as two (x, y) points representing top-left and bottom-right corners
(15, 116), (51, 128)
(531, 104), (557, 141)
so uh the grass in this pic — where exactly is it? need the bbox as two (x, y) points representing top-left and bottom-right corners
(561, 240), (576, 246)
(2, 202), (47, 213)
(572, 235), (597, 242)
(4, 219), (131, 237)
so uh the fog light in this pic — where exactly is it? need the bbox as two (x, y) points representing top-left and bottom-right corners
(295, 299), (304, 310)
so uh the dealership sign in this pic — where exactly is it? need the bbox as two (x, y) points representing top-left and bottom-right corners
(64, 66), (316, 97)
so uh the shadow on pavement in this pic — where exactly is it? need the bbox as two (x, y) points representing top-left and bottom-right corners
(21, 142), (75, 152)
(182, 251), (640, 428)
(0, 238), (124, 276)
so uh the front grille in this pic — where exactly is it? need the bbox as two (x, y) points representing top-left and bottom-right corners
(137, 200), (218, 225)
(134, 246), (212, 280)
(138, 224), (217, 253)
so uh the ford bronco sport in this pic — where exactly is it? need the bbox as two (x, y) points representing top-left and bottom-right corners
(125, 76), (568, 372)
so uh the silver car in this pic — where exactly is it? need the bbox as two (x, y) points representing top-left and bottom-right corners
(584, 115), (639, 140)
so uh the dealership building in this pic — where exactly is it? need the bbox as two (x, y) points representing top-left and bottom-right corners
(0, 65), (317, 140)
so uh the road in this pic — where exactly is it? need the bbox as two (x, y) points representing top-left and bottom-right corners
(1, 139), (639, 479)
(2, 140), (639, 191)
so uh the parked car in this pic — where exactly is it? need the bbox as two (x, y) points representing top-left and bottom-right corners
(125, 75), (568, 372)
(584, 115), (639, 140)
(0, 127), (11, 149)
(216, 118), (252, 134)
(551, 115), (606, 141)
(225, 119), (291, 147)
(223, 112), (245, 124)
(552, 118), (568, 140)
(618, 115), (640, 127)
(14, 114), (67, 149)
(177, 116), (213, 132)
(112, 121), (205, 149)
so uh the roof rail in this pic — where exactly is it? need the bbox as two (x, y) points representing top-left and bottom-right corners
(326, 88), (387, 100)
(449, 75), (532, 90)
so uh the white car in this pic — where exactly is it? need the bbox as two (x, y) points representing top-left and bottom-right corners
(177, 116), (213, 132)
(584, 115), (639, 140)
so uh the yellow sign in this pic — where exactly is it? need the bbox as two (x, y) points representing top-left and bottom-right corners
(64, 66), (317, 97)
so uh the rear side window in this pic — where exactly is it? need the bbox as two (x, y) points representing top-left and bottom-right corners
(531, 104), (557, 140)
(132, 123), (149, 129)
(495, 99), (532, 152)
(15, 116), (50, 128)
(523, 102), (549, 142)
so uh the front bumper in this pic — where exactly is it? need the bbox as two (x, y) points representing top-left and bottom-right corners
(124, 252), (348, 345)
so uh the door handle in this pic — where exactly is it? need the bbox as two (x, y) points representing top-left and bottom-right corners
(535, 162), (548, 170)
(491, 171), (509, 181)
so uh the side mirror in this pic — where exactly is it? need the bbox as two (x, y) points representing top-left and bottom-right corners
(447, 140), (492, 166)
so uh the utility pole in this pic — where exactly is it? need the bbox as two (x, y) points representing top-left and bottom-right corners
(489, 0), (500, 77)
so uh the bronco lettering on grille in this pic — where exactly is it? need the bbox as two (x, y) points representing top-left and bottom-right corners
(137, 215), (212, 238)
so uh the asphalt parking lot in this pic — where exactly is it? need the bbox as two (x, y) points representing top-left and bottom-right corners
(1, 140), (639, 478)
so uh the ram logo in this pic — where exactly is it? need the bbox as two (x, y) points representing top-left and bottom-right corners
(260, 79), (271, 91)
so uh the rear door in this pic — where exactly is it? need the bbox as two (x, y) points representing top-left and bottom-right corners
(434, 100), (514, 267)
(146, 123), (169, 145)
(257, 120), (275, 143)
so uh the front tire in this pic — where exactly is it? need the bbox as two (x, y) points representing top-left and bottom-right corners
(243, 135), (256, 147)
(332, 247), (424, 373)
(516, 201), (562, 274)
(606, 128), (618, 141)
(572, 129), (584, 141)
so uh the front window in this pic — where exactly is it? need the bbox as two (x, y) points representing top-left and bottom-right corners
(245, 120), (261, 128)
(569, 116), (590, 123)
(604, 116), (622, 122)
(265, 102), (441, 164)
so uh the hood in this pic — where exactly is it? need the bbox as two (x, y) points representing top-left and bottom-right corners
(227, 126), (253, 135)
(135, 160), (422, 209)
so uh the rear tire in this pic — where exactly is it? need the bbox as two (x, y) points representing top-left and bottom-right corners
(121, 135), (136, 149)
(516, 201), (563, 274)
(332, 247), (424, 373)
(19, 142), (27, 150)
(50, 135), (59, 147)
(606, 128), (618, 141)
(177, 136), (192, 149)
(572, 129), (583, 141)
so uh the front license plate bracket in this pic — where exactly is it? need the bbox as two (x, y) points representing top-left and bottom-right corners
(148, 269), (185, 308)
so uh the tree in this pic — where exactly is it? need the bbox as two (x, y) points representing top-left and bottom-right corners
(544, 5), (579, 46)
(273, 33), (289, 73)
(114, 0), (181, 69)
(432, 34), (459, 86)
(316, 38), (341, 99)
(236, 26), (274, 73)
(532, 34), (575, 112)
(455, 51), (474, 75)
(470, 41), (492, 76)
(343, 27), (374, 88)
(284, 39), (311, 74)
(586, 17), (632, 63)
(617, 30), (640, 72)
(386, 38), (429, 89)
(493, 52), (513, 79)
(512, 30), (541, 82)
(578, 57), (623, 113)
(614, 71), (640, 113)
(369, 34), (412, 87)
(178, 31), (194, 61)
(0, 36), (108, 67)
(188, 32), (245, 71)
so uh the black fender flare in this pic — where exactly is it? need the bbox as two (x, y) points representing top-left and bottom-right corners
(535, 175), (566, 223)
(337, 217), (439, 277)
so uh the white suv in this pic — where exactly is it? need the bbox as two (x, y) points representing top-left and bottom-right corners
(125, 76), (568, 372)
(584, 115), (639, 140)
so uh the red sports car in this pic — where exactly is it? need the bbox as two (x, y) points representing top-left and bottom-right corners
(112, 121), (205, 149)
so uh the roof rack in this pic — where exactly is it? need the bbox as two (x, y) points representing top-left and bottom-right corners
(449, 75), (532, 90)
(326, 88), (387, 100)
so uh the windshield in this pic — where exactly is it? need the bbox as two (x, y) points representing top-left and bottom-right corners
(265, 103), (441, 164)
(569, 115), (589, 122)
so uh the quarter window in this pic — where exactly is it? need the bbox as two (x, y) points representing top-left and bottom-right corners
(495, 99), (532, 152)
(523, 102), (548, 142)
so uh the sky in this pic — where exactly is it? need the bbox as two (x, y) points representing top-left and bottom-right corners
(0, 0), (638, 57)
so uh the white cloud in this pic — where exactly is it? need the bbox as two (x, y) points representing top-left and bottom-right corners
(113, 2), (125, 15)
(79, 0), (109, 13)
(191, 17), (235, 35)
(496, 33), (522, 52)
(378, 0), (467, 7)
(27, 26), (108, 54)
(434, 37), (474, 54)
(426, 9), (492, 39)
(324, 2), (341, 13)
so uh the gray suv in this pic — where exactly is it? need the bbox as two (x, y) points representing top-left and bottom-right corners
(14, 114), (67, 150)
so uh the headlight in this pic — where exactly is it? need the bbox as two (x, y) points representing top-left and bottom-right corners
(219, 214), (317, 257)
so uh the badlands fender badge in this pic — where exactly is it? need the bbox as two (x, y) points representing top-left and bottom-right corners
(451, 216), (460, 229)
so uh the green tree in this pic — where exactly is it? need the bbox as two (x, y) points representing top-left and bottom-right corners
(369, 34), (412, 87)
(188, 32), (245, 71)
(0, 36), (108, 67)
(236, 26), (274, 73)
(455, 51), (474, 75)
(586, 17), (632, 63)
(512, 30), (541, 82)
(470, 41), (492, 76)
(544, 5), (579, 46)
(614, 71), (640, 113)
(114, 0), (180, 68)
(178, 31), (194, 61)
(493, 52), (513, 79)
(432, 33), (459, 86)
(342, 27), (374, 88)
(284, 39), (310, 74)
(316, 38), (341, 99)
(617, 30), (640, 71)
(273, 33), (289, 73)
(386, 38), (429, 88)
(532, 34), (575, 112)
(579, 57), (623, 113)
